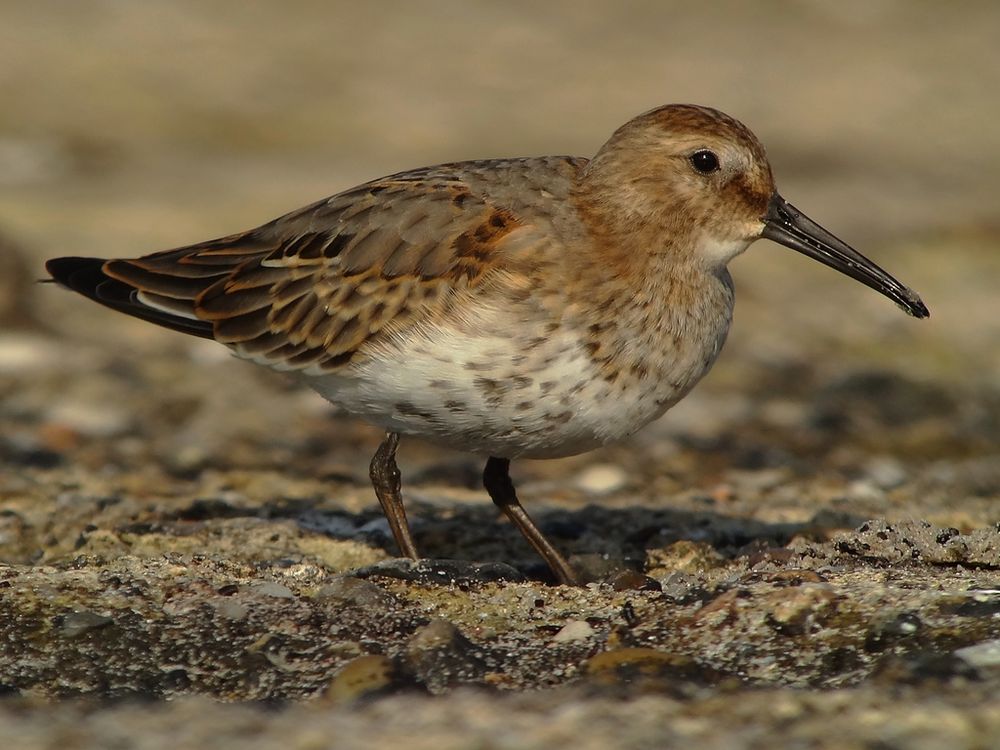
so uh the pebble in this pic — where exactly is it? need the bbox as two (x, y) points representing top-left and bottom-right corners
(404, 619), (486, 690)
(845, 479), (885, 502)
(576, 463), (628, 494)
(407, 619), (470, 654)
(583, 647), (725, 689)
(0, 334), (60, 374)
(865, 456), (908, 489)
(551, 620), (595, 643)
(608, 570), (662, 592)
(586, 647), (680, 675)
(214, 599), (249, 621)
(315, 577), (395, 609)
(659, 571), (700, 601)
(325, 655), (400, 703)
(766, 584), (839, 635)
(954, 639), (1000, 670)
(646, 541), (724, 576)
(46, 401), (131, 438)
(60, 610), (113, 638)
(251, 582), (295, 599)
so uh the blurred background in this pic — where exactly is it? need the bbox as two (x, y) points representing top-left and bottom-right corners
(1, 1), (998, 563)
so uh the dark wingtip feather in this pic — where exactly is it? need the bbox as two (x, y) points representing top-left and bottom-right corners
(45, 256), (215, 339)
(45, 256), (106, 292)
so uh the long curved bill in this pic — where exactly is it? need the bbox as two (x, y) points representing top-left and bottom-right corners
(761, 195), (929, 319)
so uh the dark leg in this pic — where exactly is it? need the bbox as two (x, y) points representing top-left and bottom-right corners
(483, 457), (579, 586)
(368, 432), (419, 559)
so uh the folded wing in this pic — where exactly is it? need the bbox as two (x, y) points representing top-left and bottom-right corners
(47, 166), (532, 373)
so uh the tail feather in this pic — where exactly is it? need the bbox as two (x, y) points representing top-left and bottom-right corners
(45, 256), (215, 339)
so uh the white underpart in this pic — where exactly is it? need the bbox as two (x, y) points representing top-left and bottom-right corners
(301, 286), (733, 459)
(305, 319), (600, 458)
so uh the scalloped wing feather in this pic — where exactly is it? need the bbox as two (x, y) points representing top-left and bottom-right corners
(91, 166), (544, 373)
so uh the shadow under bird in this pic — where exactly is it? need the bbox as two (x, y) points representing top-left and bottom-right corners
(46, 104), (929, 585)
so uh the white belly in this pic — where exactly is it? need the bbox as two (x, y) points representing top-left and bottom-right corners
(302, 304), (729, 459)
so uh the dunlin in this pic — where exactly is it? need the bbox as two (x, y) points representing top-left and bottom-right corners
(47, 104), (928, 585)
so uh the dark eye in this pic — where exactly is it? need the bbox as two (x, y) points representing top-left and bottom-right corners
(689, 149), (720, 174)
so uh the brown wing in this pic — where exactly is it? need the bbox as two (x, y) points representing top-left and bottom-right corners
(47, 165), (536, 373)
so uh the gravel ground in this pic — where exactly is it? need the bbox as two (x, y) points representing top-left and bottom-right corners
(1, 2), (999, 748)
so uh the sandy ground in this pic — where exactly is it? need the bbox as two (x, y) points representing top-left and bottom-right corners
(2, 2), (999, 748)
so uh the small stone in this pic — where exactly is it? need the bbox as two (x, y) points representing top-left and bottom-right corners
(586, 648), (693, 675)
(659, 571), (701, 602)
(766, 584), (839, 635)
(251, 582), (295, 599)
(954, 639), (1000, 670)
(865, 456), (907, 489)
(576, 464), (628, 494)
(215, 599), (249, 621)
(315, 576), (394, 609)
(404, 619), (487, 691)
(608, 570), (661, 592)
(60, 610), (113, 638)
(584, 647), (728, 691)
(646, 541), (724, 577)
(46, 401), (131, 438)
(552, 620), (595, 643)
(0, 334), (60, 374)
(325, 655), (401, 703)
(407, 619), (468, 654)
(845, 479), (884, 502)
